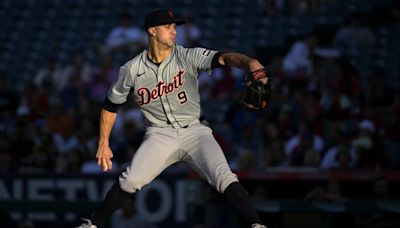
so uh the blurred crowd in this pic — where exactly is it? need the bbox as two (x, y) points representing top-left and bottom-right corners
(0, 2), (399, 178)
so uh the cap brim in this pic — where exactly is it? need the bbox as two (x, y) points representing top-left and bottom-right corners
(174, 19), (186, 25)
(145, 19), (186, 29)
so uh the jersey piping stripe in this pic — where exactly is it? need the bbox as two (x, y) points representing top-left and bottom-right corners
(142, 52), (159, 72)
(202, 50), (211, 56)
(161, 59), (183, 128)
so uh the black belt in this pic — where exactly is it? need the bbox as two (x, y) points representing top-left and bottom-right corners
(166, 120), (189, 128)
(166, 115), (204, 128)
(167, 120), (189, 128)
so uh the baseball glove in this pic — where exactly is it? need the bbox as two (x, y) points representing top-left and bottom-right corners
(239, 68), (271, 110)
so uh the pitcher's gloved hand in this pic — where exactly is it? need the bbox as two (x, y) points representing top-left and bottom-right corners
(239, 68), (271, 110)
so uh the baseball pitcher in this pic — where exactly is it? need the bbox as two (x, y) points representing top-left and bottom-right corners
(77, 9), (269, 228)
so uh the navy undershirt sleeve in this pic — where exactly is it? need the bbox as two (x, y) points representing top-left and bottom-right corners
(211, 52), (225, 69)
(102, 97), (125, 113)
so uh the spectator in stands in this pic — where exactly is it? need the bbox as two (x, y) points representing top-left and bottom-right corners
(33, 56), (63, 92)
(104, 12), (147, 56)
(58, 50), (92, 92)
(260, 123), (286, 168)
(320, 87), (352, 121)
(306, 57), (326, 94)
(284, 121), (324, 166)
(282, 33), (318, 79)
(320, 126), (358, 170)
(334, 13), (375, 57)
(352, 119), (385, 169)
(45, 99), (78, 154)
(320, 57), (362, 121)
(16, 83), (49, 125)
(57, 51), (92, 113)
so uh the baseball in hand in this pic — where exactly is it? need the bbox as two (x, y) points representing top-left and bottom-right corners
(101, 159), (112, 171)
(102, 163), (108, 171)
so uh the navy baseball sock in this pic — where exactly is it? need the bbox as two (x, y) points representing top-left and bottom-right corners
(223, 182), (263, 225)
(91, 182), (132, 226)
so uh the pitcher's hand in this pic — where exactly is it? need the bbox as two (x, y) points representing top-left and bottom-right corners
(96, 144), (113, 172)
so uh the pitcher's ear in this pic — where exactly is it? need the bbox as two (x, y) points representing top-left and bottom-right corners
(147, 27), (156, 36)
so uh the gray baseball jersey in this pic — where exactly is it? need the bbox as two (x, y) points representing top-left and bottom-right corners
(108, 45), (215, 128)
(108, 45), (238, 194)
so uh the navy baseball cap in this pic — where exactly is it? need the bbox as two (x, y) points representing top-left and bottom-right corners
(144, 9), (185, 29)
